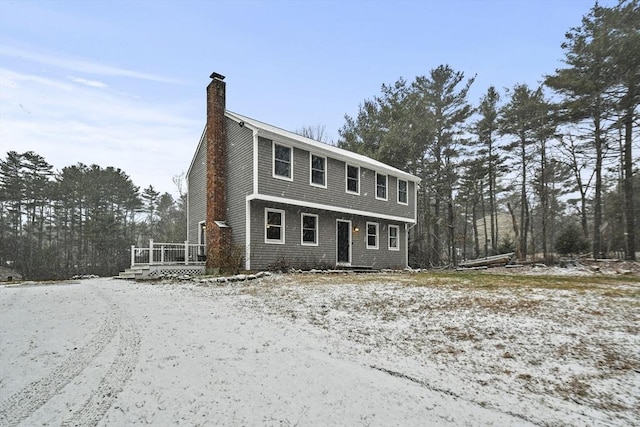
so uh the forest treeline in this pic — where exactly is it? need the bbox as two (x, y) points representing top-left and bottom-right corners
(1, 1), (638, 279)
(338, 1), (639, 267)
(0, 151), (186, 279)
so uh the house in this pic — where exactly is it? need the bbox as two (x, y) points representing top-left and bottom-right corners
(186, 73), (420, 272)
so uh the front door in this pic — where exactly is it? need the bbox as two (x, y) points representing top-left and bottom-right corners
(336, 220), (351, 265)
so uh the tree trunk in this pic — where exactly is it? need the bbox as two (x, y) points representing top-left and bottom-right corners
(520, 133), (528, 261)
(623, 111), (636, 260)
(481, 180), (488, 256)
(473, 195), (480, 259)
(507, 202), (522, 260)
(448, 193), (456, 266)
(540, 139), (548, 261)
(593, 118), (604, 259)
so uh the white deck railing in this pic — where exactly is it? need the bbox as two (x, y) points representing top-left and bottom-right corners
(131, 239), (206, 267)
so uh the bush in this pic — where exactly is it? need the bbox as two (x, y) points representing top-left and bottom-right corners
(556, 224), (589, 256)
(220, 244), (245, 275)
(498, 237), (516, 254)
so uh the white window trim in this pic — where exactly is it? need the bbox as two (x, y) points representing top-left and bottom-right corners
(272, 141), (293, 181)
(397, 179), (408, 205)
(388, 225), (400, 251)
(265, 208), (285, 244)
(301, 213), (319, 246)
(375, 172), (388, 201)
(366, 221), (379, 249)
(309, 154), (327, 188)
(345, 164), (360, 195)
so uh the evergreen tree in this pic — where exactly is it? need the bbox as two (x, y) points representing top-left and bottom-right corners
(498, 84), (546, 261)
(545, 3), (618, 258)
(472, 86), (504, 255)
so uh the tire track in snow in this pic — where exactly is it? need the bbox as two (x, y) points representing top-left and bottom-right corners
(62, 298), (140, 427)
(370, 365), (544, 426)
(0, 289), (118, 427)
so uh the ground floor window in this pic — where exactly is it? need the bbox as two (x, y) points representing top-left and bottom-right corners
(301, 213), (318, 245)
(265, 208), (285, 244)
(366, 222), (379, 249)
(388, 225), (399, 250)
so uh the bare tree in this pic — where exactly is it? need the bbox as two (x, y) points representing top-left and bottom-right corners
(296, 124), (331, 144)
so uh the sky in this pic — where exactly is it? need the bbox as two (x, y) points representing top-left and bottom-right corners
(0, 0), (615, 196)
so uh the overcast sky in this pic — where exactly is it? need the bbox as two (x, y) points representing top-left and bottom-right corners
(0, 0), (613, 196)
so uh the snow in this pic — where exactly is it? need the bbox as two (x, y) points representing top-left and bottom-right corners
(1, 274), (638, 426)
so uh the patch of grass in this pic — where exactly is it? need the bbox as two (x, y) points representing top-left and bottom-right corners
(556, 376), (591, 399)
(517, 373), (533, 381)
(596, 346), (638, 371)
(411, 271), (640, 290)
(281, 271), (640, 298)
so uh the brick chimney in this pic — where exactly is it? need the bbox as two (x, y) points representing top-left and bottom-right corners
(205, 72), (231, 273)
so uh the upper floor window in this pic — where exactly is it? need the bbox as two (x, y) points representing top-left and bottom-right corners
(398, 179), (408, 205)
(265, 208), (285, 244)
(273, 142), (292, 180)
(301, 213), (318, 245)
(366, 221), (379, 249)
(376, 173), (387, 200)
(388, 225), (400, 250)
(310, 154), (326, 187)
(346, 164), (359, 194)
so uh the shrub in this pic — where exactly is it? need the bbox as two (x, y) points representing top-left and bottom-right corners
(556, 224), (589, 256)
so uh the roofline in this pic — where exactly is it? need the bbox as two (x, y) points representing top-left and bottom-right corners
(225, 111), (420, 183)
(186, 126), (207, 179)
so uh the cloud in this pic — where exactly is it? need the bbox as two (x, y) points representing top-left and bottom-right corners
(69, 76), (108, 89)
(0, 45), (183, 84)
(0, 67), (200, 195)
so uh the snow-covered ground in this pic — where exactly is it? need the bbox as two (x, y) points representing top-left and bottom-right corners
(0, 273), (638, 426)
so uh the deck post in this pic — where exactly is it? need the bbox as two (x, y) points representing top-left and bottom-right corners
(149, 239), (154, 264)
(184, 241), (189, 265)
(131, 245), (135, 267)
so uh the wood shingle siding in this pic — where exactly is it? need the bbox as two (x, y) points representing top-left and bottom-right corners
(256, 137), (414, 220)
(187, 130), (207, 245)
(248, 200), (407, 271)
(225, 118), (254, 248)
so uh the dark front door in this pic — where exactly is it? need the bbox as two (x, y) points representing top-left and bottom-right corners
(337, 220), (351, 265)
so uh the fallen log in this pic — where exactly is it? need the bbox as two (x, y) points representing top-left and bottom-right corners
(458, 252), (515, 268)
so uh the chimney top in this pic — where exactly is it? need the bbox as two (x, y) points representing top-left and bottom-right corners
(210, 72), (225, 81)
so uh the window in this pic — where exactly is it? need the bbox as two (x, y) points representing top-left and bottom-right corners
(388, 225), (400, 250)
(265, 208), (285, 244)
(273, 143), (292, 180)
(366, 222), (379, 249)
(398, 179), (408, 205)
(310, 154), (326, 187)
(346, 164), (359, 194)
(301, 213), (318, 245)
(376, 173), (387, 200)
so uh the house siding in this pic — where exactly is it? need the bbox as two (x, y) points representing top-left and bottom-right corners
(225, 119), (253, 248)
(248, 200), (407, 270)
(187, 133), (207, 245)
(256, 137), (414, 220)
(188, 118), (253, 247)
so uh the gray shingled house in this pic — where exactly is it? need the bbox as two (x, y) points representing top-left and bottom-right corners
(187, 73), (420, 272)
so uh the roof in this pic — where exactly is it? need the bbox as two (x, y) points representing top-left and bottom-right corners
(225, 111), (421, 183)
